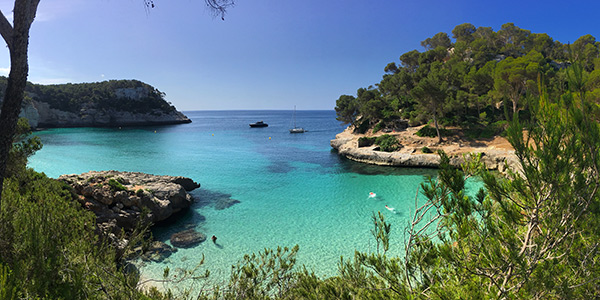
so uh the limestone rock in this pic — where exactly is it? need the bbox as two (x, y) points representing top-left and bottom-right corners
(60, 170), (201, 236)
(330, 125), (519, 174)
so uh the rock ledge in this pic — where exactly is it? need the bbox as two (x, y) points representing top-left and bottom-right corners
(59, 170), (200, 237)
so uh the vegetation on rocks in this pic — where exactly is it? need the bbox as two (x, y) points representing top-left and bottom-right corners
(0, 77), (177, 114)
(335, 23), (600, 144)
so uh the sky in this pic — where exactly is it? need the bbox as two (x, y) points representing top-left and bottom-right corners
(1, 0), (600, 111)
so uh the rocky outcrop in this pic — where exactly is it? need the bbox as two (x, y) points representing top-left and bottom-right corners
(59, 171), (200, 237)
(331, 126), (520, 173)
(19, 99), (191, 129)
(0, 78), (192, 128)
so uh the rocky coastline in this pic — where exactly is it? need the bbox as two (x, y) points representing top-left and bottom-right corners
(20, 98), (191, 129)
(331, 125), (520, 173)
(59, 170), (205, 261)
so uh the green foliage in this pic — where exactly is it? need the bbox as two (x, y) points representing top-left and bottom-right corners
(108, 178), (127, 192)
(0, 264), (18, 300)
(463, 120), (508, 139)
(0, 77), (175, 114)
(6, 118), (42, 179)
(374, 134), (399, 152)
(372, 121), (384, 133)
(334, 95), (359, 125)
(213, 245), (300, 299)
(421, 146), (433, 153)
(357, 136), (376, 147)
(0, 124), (149, 299)
(415, 124), (450, 138)
(354, 118), (371, 134)
(334, 23), (600, 139)
(0, 169), (146, 299)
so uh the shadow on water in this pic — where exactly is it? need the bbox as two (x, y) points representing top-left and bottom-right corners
(191, 189), (241, 210)
(335, 154), (438, 177)
(151, 208), (206, 242)
(267, 160), (295, 173)
(151, 188), (241, 242)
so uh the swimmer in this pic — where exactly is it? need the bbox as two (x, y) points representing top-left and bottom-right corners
(369, 192), (377, 198)
(211, 235), (217, 243)
(385, 205), (396, 213)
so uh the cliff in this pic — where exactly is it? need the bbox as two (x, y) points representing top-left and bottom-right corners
(0, 77), (191, 128)
(331, 125), (520, 173)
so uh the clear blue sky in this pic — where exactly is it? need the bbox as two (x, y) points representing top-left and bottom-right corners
(1, 0), (600, 110)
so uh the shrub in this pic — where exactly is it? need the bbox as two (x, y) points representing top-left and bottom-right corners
(464, 120), (508, 139)
(375, 134), (399, 152)
(0, 169), (144, 298)
(415, 125), (450, 138)
(108, 178), (127, 192)
(372, 121), (384, 133)
(421, 146), (433, 153)
(358, 137), (376, 147)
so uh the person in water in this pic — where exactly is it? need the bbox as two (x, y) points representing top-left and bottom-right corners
(211, 235), (217, 243)
(385, 205), (395, 212)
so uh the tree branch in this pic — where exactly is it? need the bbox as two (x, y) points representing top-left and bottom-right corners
(0, 10), (13, 48)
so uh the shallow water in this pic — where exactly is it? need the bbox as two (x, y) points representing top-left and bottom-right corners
(29, 110), (470, 286)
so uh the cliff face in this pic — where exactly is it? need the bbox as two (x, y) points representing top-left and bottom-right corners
(19, 97), (191, 129)
(0, 77), (192, 128)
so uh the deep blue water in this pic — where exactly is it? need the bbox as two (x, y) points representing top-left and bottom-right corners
(29, 110), (449, 286)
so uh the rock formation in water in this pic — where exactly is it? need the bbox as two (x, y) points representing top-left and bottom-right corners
(0, 77), (191, 128)
(59, 170), (200, 249)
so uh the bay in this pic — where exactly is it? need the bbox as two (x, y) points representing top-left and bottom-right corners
(29, 110), (443, 285)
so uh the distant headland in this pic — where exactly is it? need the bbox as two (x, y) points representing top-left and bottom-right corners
(0, 77), (191, 129)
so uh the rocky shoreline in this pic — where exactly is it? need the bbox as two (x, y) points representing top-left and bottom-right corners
(330, 125), (520, 173)
(21, 99), (191, 129)
(59, 170), (206, 259)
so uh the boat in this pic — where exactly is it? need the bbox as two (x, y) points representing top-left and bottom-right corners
(289, 106), (305, 133)
(249, 121), (268, 128)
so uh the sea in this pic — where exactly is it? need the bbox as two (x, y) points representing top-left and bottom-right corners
(28, 110), (473, 288)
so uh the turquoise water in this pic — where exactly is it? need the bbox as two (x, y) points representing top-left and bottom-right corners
(29, 110), (452, 286)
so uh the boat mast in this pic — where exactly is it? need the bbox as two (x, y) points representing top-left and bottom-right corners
(293, 105), (296, 128)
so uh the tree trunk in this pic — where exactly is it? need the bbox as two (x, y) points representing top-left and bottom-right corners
(0, 0), (39, 203)
(433, 109), (443, 144)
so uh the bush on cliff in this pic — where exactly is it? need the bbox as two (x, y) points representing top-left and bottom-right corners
(375, 134), (399, 152)
(357, 136), (376, 147)
(108, 178), (127, 191)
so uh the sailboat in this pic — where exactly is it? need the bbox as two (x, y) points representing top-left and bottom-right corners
(289, 106), (305, 133)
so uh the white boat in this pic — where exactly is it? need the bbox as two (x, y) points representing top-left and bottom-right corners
(289, 106), (305, 133)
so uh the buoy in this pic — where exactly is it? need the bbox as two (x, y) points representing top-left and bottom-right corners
(154, 130), (156, 133)
(269, 137), (271, 140)
(212, 134), (214, 136)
